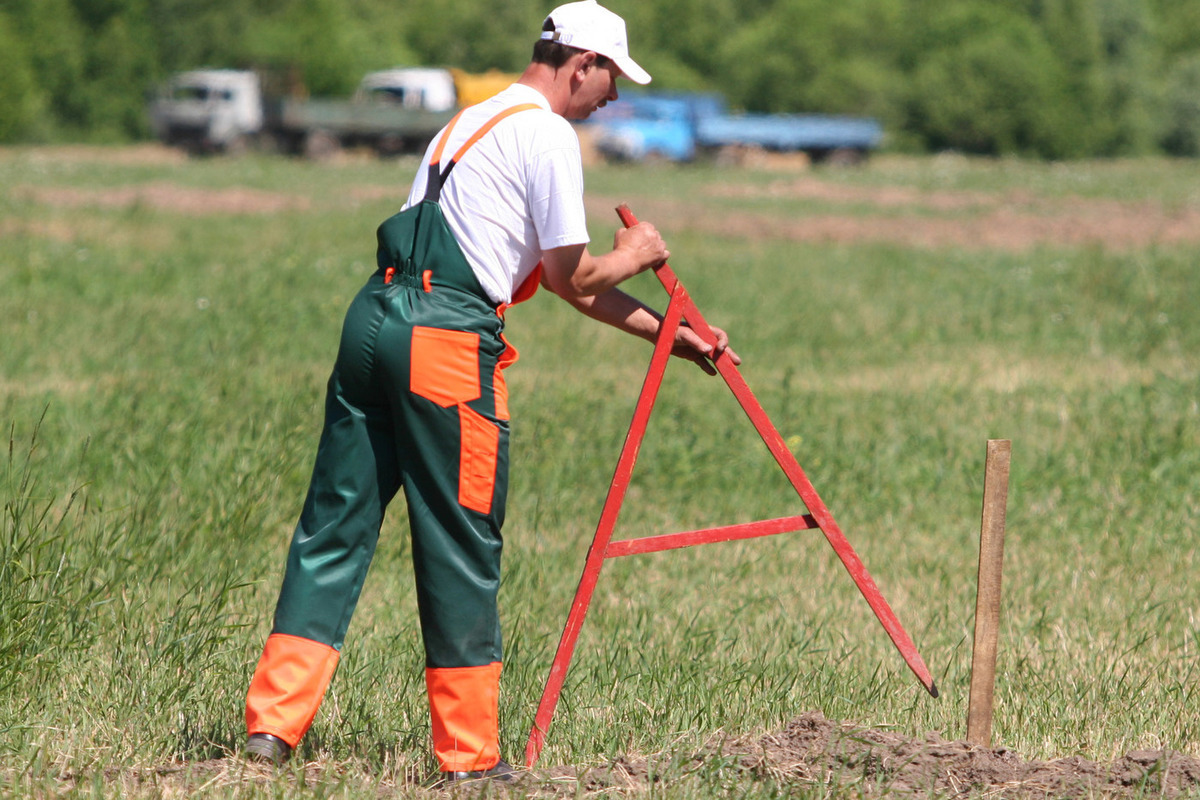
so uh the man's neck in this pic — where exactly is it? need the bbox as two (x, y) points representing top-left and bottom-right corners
(517, 63), (569, 116)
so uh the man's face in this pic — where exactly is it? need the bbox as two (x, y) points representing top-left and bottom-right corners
(565, 58), (621, 120)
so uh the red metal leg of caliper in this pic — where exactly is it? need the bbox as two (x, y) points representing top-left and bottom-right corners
(523, 286), (688, 768)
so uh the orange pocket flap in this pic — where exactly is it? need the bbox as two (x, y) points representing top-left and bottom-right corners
(411, 327), (481, 407)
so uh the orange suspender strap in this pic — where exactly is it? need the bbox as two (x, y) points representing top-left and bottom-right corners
(425, 103), (541, 202)
(424, 109), (467, 201)
(447, 103), (540, 164)
(429, 108), (467, 167)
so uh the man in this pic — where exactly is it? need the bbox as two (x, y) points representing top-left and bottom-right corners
(243, 0), (738, 783)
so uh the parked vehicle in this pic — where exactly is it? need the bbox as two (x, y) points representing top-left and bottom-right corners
(589, 92), (883, 164)
(149, 67), (517, 157)
(265, 68), (460, 158)
(589, 93), (724, 162)
(696, 113), (884, 163)
(148, 69), (264, 154)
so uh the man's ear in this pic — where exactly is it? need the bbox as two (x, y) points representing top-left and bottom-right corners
(574, 50), (598, 76)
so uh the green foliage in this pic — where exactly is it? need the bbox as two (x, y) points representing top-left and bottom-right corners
(1161, 52), (1200, 156)
(84, 13), (158, 140)
(242, 0), (364, 95)
(1092, 0), (1161, 155)
(0, 12), (45, 142)
(146, 0), (264, 73)
(399, 0), (546, 72)
(2, 0), (1200, 155)
(1151, 0), (1200, 61)
(625, 0), (741, 91)
(1033, 0), (1109, 157)
(907, 5), (1083, 157)
(718, 0), (909, 117)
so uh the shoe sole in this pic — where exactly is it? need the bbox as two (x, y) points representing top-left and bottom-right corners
(245, 737), (290, 765)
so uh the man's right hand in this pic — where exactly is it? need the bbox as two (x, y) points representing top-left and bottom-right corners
(543, 221), (670, 299)
(613, 221), (669, 273)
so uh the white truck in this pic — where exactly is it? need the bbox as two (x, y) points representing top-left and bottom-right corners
(148, 69), (264, 154)
(149, 67), (483, 157)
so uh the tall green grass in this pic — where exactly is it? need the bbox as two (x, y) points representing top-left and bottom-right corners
(1, 148), (1198, 797)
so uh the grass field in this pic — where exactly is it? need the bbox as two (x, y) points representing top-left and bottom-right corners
(2, 145), (1198, 797)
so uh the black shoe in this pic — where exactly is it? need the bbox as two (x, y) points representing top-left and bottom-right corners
(427, 759), (520, 789)
(245, 733), (292, 765)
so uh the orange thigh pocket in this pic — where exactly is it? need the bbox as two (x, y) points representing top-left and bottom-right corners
(458, 404), (500, 514)
(411, 327), (481, 407)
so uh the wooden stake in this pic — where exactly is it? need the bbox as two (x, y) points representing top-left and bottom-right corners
(966, 439), (1011, 748)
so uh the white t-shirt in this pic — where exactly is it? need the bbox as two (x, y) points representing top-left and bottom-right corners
(404, 83), (590, 305)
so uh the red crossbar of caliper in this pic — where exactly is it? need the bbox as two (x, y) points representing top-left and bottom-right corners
(523, 204), (938, 768)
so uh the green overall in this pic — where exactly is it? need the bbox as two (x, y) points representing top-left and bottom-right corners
(246, 104), (538, 772)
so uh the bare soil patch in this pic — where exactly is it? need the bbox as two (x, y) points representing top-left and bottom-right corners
(15, 183), (311, 215)
(727, 712), (1200, 798)
(0, 143), (188, 165)
(0, 216), (79, 242)
(590, 177), (1200, 252)
(102, 713), (1199, 798)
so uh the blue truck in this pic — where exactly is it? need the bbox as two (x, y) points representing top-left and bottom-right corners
(588, 91), (883, 164)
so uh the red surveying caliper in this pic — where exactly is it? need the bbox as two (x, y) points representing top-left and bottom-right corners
(523, 204), (938, 768)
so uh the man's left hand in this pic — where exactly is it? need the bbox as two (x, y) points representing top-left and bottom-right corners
(672, 323), (741, 375)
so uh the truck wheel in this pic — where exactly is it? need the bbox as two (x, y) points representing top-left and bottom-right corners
(185, 140), (211, 158)
(223, 135), (250, 157)
(257, 132), (283, 155)
(375, 134), (405, 157)
(304, 130), (341, 161)
(825, 147), (866, 167)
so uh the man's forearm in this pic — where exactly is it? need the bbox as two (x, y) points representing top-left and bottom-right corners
(562, 288), (662, 342)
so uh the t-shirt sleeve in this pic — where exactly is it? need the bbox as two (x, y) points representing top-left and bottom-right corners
(528, 122), (590, 251)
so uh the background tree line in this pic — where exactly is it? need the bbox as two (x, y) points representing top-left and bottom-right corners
(1, 0), (1199, 158)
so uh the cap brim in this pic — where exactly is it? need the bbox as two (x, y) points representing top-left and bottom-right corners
(614, 56), (651, 85)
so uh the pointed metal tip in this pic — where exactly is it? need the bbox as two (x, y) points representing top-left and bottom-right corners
(928, 681), (940, 699)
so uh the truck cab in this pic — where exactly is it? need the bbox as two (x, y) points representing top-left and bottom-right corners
(353, 68), (458, 112)
(149, 69), (263, 154)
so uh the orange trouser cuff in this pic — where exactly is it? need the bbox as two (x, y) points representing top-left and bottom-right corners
(427, 662), (502, 772)
(246, 633), (340, 747)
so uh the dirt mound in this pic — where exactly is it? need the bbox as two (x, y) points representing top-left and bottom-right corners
(751, 712), (1200, 797)
(570, 712), (1200, 798)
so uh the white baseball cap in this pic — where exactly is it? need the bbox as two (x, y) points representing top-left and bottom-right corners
(540, 1), (652, 85)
